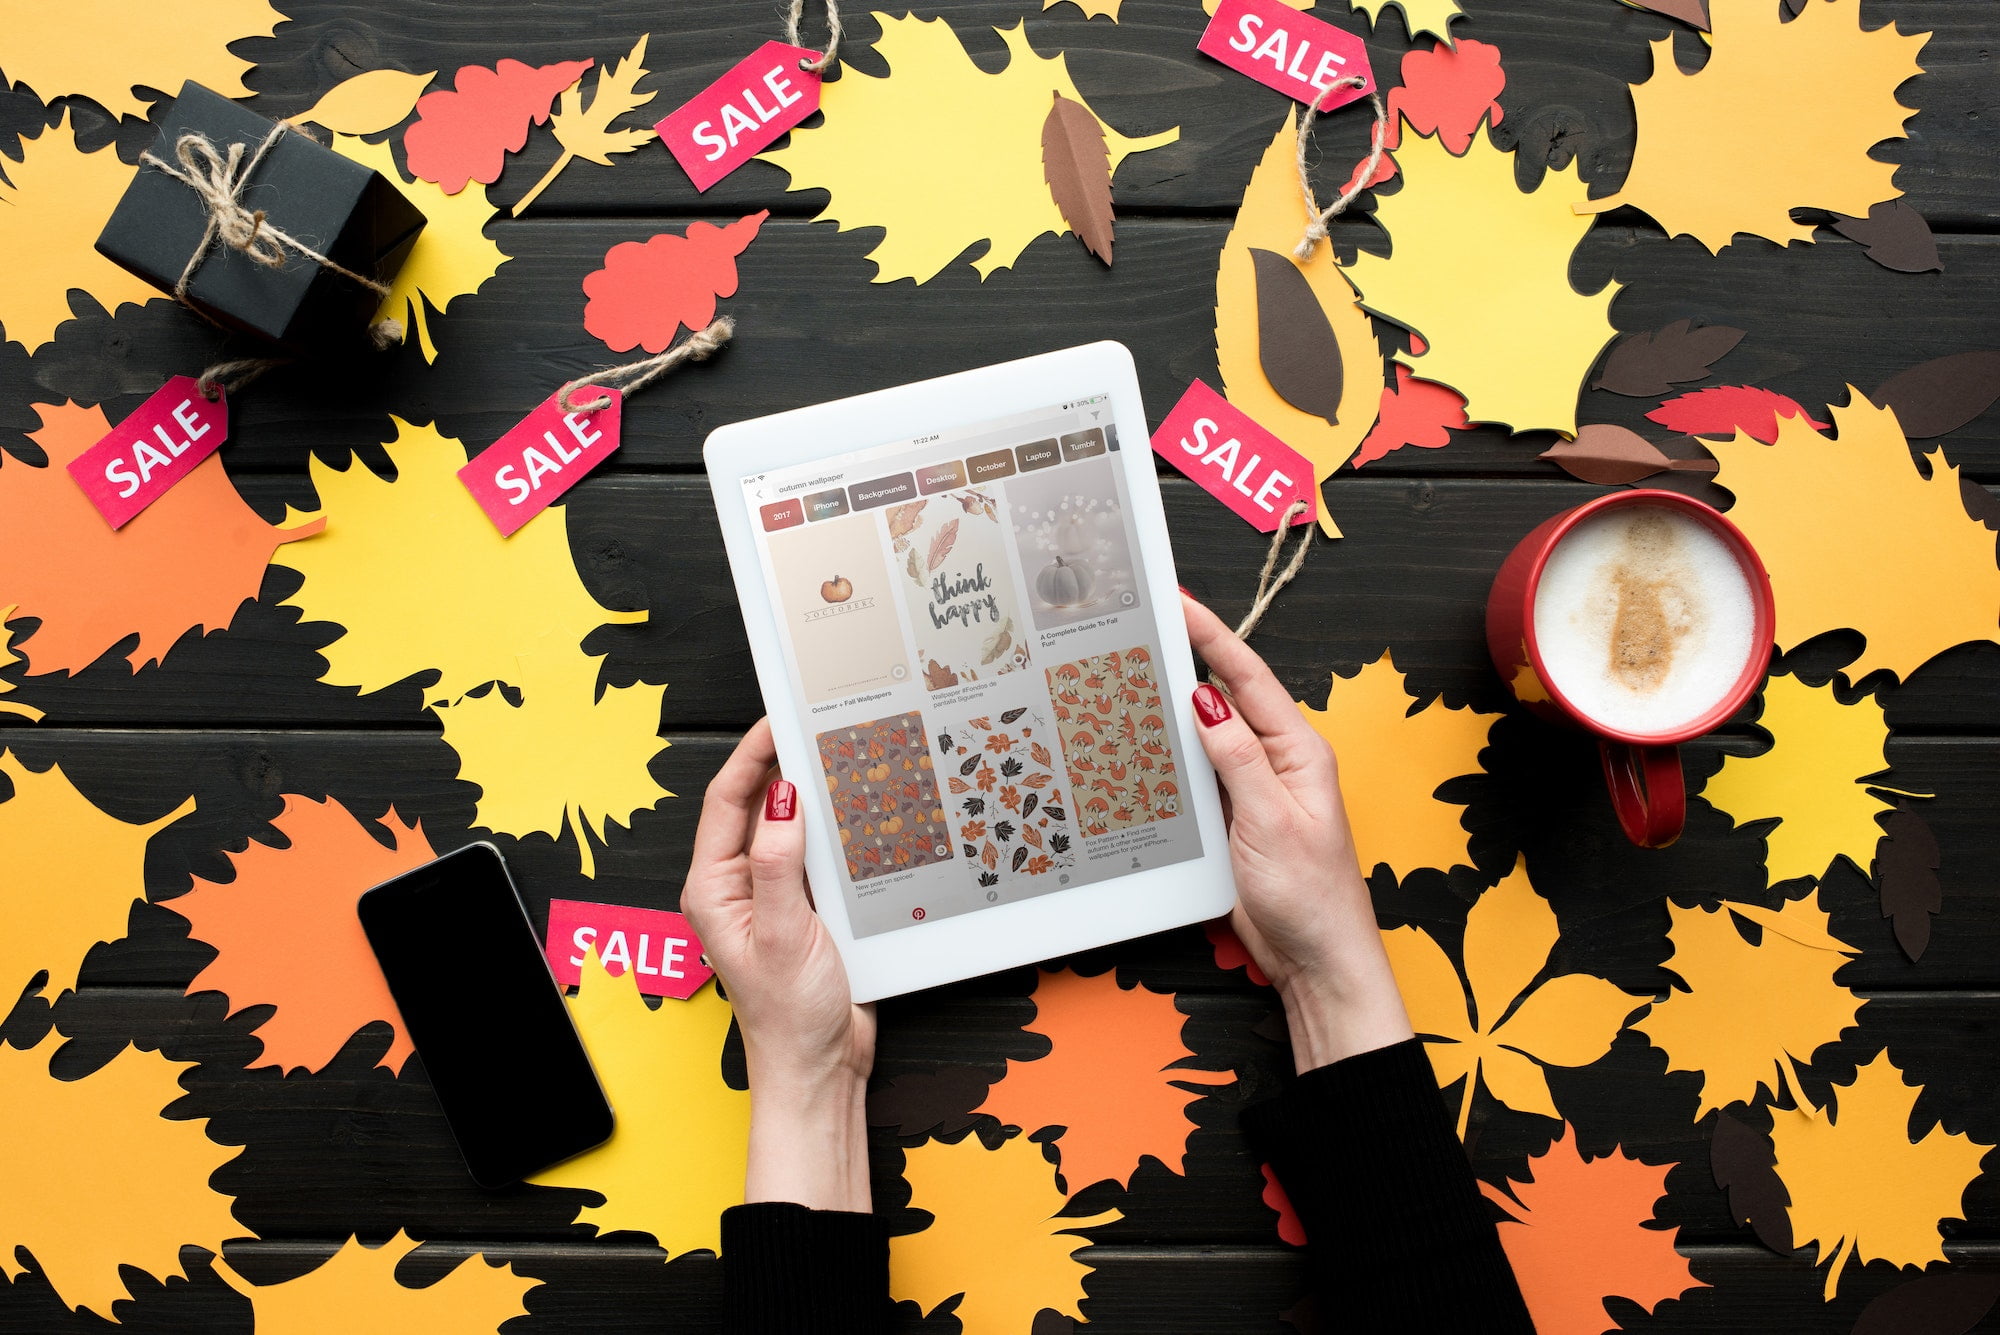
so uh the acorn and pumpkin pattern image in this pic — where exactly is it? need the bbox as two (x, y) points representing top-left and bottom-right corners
(937, 705), (1077, 885)
(1046, 646), (1181, 836)
(815, 713), (952, 883)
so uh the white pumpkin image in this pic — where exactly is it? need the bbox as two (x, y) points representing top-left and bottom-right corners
(1054, 512), (1093, 556)
(1035, 554), (1096, 608)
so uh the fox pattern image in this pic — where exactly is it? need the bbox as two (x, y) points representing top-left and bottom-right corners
(815, 713), (952, 882)
(936, 706), (1078, 885)
(1046, 646), (1181, 835)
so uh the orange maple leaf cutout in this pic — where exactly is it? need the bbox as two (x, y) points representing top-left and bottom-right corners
(215, 1230), (536, 1330)
(167, 795), (435, 1074)
(582, 211), (768, 353)
(1481, 1125), (1707, 1333)
(0, 401), (323, 675)
(975, 967), (1234, 1194)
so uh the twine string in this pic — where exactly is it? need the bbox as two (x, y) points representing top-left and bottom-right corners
(782, 0), (843, 74)
(195, 357), (291, 402)
(557, 318), (736, 415)
(1292, 79), (1389, 261)
(1209, 499), (1315, 689)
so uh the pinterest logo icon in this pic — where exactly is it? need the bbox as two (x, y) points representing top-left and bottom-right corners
(911, 907), (927, 921)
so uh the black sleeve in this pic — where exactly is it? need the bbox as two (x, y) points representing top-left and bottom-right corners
(1240, 1038), (1535, 1333)
(721, 1202), (892, 1335)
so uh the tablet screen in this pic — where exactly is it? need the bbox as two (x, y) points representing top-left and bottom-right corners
(742, 393), (1205, 938)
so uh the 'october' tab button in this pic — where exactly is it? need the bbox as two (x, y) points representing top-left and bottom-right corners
(1015, 438), (1061, 471)
(966, 449), (1016, 482)
(760, 498), (804, 531)
(847, 472), (917, 510)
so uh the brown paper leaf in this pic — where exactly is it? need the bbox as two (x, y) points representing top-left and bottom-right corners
(1831, 201), (1943, 274)
(1032, 1310), (1078, 1335)
(1591, 318), (1746, 396)
(1249, 248), (1345, 425)
(1871, 351), (2000, 440)
(1041, 92), (1115, 265)
(1874, 805), (1942, 963)
(1625, 0), (1711, 31)
(1959, 477), (2000, 532)
(1712, 1108), (1795, 1255)
(1850, 1270), (2000, 1335)
(866, 1067), (994, 1137)
(1541, 423), (1695, 484)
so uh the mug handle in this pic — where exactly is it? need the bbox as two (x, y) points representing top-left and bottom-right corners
(1598, 740), (1686, 849)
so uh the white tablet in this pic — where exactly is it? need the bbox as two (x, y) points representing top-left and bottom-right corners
(704, 341), (1236, 1001)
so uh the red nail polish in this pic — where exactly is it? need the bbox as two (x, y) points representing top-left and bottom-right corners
(1193, 684), (1233, 727)
(1178, 585), (1197, 600)
(765, 779), (797, 821)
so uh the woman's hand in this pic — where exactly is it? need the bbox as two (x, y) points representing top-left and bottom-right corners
(1182, 593), (1415, 1074)
(682, 718), (876, 1212)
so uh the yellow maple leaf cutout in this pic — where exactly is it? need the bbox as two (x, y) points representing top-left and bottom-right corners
(332, 134), (510, 361)
(529, 950), (747, 1256)
(0, 609), (41, 720)
(1575, 0), (1926, 253)
(0, 1036), (244, 1318)
(1345, 122), (1619, 437)
(1770, 1052), (1993, 1300)
(215, 1231), (536, 1333)
(1, 749), (194, 1003)
(1708, 392), (2000, 683)
(1350, 0), (1463, 45)
(0, 0), (282, 120)
(1633, 889), (1862, 1119)
(1380, 855), (1649, 1137)
(762, 13), (1179, 284)
(1297, 653), (1501, 879)
(0, 111), (166, 352)
(1045, 0), (1122, 18)
(436, 638), (670, 877)
(272, 416), (643, 708)
(892, 1133), (1121, 1332)
(513, 34), (658, 216)
(296, 68), (438, 136)
(1217, 109), (1383, 538)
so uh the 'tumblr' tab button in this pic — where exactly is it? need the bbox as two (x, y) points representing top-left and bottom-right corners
(1060, 427), (1106, 461)
(1015, 438), (1061, 472)
(848, 472), (916, 510)
(760, 498), (805, 531)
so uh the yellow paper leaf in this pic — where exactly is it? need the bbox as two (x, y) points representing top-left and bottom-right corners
(296, 68), (438, 135)
(1771, 1052), (1993, 1300)
(332, 134), (510, 362)
(1, 749), (194, 1002)
(1380, 856), (1647, 1136)
(1346, 123), (1619, 436)
(0, 0), (282, 119)
(0, 608), (40, 720)
(528, 952), (748, 1256)
(216, 1231), (536, 1333)
(1707, 392), (2000, 682)
(1216, 109), (1384, 536)
(1575, 0), (1926, 252)
(0, 1037), (244, 1318)
(1045, 0), (1122, 17)
(891, 1134), (1120, 1331)
(512, 35), (658, 216)
(271, 416), (643, 708)
(1633, 889), (1862, 1119)
(762, 14), (1179, 284)
(1351, 0), (1463, 44)
(1201, 0), (1308, 11)
(1296, 652), (1500, 878)
(0, 111), (165, 352)
(436, 638), (671, 877)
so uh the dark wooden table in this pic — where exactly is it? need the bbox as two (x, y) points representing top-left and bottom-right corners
(3, 0), (1997, 1330)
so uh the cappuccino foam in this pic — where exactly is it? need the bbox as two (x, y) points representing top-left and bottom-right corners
(1531, 505), (1758, 736)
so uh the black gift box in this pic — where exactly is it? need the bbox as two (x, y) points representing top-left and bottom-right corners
(95, 82), (426, 351)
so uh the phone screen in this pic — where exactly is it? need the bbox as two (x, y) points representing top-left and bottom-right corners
(358, 843), (613, 1188)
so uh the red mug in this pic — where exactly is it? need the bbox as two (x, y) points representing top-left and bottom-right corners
(1485, 489), (1775, 849)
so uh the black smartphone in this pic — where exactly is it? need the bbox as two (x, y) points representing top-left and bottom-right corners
(358, 842), (613, 1188)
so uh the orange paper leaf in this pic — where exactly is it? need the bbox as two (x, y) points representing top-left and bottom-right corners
(582, 212), (767, 353)
(1351, 363), (1469, 468)
(405, 58), (594, 194)
(215, 1231), (536, 1332)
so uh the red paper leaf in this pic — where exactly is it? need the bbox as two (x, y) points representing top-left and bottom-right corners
(404, 58), (593, 194)
(1203, 918), (1271, 987)
(1342, 39), (1505, 194)
(1647, 385), (1829, 442)
(582, 212), (768, 354)
(1261, 1163), (1305, 1245)
(1351, 364), (1468, 467)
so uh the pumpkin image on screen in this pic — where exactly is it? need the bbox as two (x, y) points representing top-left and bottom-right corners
(1035, 555), (1096, 609)
(820, 574), (853, 603)
(1055, 512), (1094, 556)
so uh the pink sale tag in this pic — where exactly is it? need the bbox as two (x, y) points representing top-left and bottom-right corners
(1152, 380), (1318, 533)
(458, 388), (623, 536)
(544, 899), (714, 1000)
(1198, 0), (1374, 111)
(656, 41), (822, 192)
(67, 376), (228, 530)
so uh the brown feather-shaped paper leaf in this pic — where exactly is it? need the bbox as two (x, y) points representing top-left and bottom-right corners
(1250, 248), (1345, 425)
(1626, 0), (1711, 30)
(1872, 351), (2000, 440)
(1042, 92), (1114, 265)
(1711, 1108), (1794, 1255)
(1591, 318), (1745, 397)
(1540, 423), (1714, 485)
(1831, 201), (1943, 274)
(1850, 1270), (2000, 1335)
(1874, 805), (1943, 963)
(867, 1067), (994, 1137)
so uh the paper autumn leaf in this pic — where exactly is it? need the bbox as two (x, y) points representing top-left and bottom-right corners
(1351, 364), (1468, 468)
(1872, 351), (2000, 441)
(583, 212), (767, 354)
(1348, 122), (1617, 436)
(529, 951), (748, 1255)
(1633, 890), (1862, 1118)
(0, 611), (38, 719)
(1218, 110), (1382, 535)
(1648, 385), (1828, 443)
(1339, 38), (1506, 195)
(1712, 1108), (1795, 1254)
(273, 416), (643, 707)
(1381, 856), (1647, 1135)
(215, 1231), (536, 1333)
(1874, 806), (1942, 963)
(1771, 1052), (1993, 1300)
(892, 1134), (1120, 1332)
(1297, 653), (1499, 878)
(1831, 200), (1942, 275)
(1480, 1126), (1706, 1333)
(1540, 423), (1710, 486)
(1042, 92), (1115, 265)
(168, 795), (433, 1074)
(0, 1036), (243, 1318)
(1262, 1163), (1305, 1245)
(1592, 319), (1746, 398)
(1707, 392), (2000, 682)
(975, 968), (1234, 1194)
(1, 749), (194, 1004)
(512, 35), (657, 216)
(0, 401), (323, 676)
(405, 58), (593, 193)
(1351, 0), (1462, 44)
(762, 14), (1178, 284)
(0, 112), (165, 352)
(1045, 0), (1121, 20)
(1205, 918), (1271, 987)
(0, 0), (281, 119)
(296, 68), (439, 136)
(1850, 1270), (2000, 1335)
(1576, 0), (1927, 252)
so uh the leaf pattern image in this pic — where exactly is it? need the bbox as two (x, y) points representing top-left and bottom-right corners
(938, 705), (1076, 881)
(1046, 646), (1180, 835)
(816, 713), (953, 883)
(894, 490), (1030, 684)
